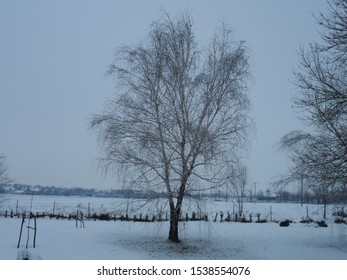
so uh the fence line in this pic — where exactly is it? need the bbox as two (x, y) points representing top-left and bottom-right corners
(1, 206), (346, 224)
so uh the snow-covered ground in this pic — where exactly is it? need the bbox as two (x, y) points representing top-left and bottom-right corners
(0, 194), (346, 260)
(0, 193), (342, 221)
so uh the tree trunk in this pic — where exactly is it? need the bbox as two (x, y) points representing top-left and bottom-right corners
(323, 195), (327, 219)
(168, 208), (181, 242)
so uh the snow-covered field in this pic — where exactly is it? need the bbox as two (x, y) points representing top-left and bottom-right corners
(0, 194), (346, 260)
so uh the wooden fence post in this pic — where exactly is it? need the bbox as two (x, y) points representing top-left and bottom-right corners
(33, 217), (37, 248)
(53, 201), (56, 216)
(17, 215), (25, 248)
(16, 200), (19, 216)
(270, 206), (273, 222)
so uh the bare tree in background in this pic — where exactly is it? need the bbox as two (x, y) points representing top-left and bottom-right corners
(276, 0), (347, 211)
(91, 13), (252, 242)
(228, 163), (247, 217)
(0, 155), (10, 204)
(0, 155), (10, 188)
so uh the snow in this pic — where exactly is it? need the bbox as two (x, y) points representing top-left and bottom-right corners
(0, 194), (347, 260)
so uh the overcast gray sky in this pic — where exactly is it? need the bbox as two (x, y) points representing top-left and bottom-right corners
(0, 0), (328, 190)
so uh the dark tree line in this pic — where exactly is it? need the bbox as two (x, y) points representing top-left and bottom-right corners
(1, 183), (158, 199)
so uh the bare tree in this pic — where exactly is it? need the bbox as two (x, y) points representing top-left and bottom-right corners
(316, 0), (347, 63)
(228, 163), (247, 217)
(0, 155), (10, 206)
(0, 155), (10, 187)
(276, 0), (347, 210)
(91, 13), (252, 242)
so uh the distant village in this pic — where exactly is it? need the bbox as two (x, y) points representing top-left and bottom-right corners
(0, 183), (325, 204)
(0, 184), (157, 199)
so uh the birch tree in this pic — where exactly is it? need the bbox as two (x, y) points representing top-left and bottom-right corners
(91, 13), (252, 242)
